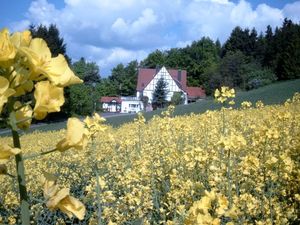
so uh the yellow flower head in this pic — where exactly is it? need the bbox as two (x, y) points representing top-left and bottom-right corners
(0, 144), (21, 164)
(10, 30), (32, 48)
(84, 113), (106, 138)
(14, 101), (33, 130)
(46, 54), (83, 87)
(19, 38), (82, 86)
(43, 174), (86, 220)
(0, 76), (16, 113)
(241, 101), (252, 109)
(33, 81), (64, 120)
(0, 28), (16, 66)
(214, 86), (235, 104)
(18, 38), (51, 80)
(56, 117), (89, 151)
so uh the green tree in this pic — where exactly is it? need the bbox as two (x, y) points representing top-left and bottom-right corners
(152, 78), (168, 109)
(219, 51), (247, 87)
(72, 57), (101, 83)
(140, 50), (167, 68)
(29, 24), (70, 63)
(140, 95), (149, 111)
(110, 60), (138, 96)
(275, 19), (300, 80)
(171, 92), (184, 105)
(68, 84), (94, 115)
(63, 58), (101, 116)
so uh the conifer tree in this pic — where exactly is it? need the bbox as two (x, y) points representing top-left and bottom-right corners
(152, 78), (168, 108)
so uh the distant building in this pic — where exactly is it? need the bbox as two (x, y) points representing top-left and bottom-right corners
(100, 96), (143, 113)
(100, 96), (122, 112)
(100, 66), (206, 113)
(136, 66), (205, 104)
(186, 87), (206, 102)
(120, 96), (143, 113)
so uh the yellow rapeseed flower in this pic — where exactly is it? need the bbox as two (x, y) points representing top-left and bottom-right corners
(0, 28), (16, 66)
(43, 174), (86, 220)
(33, 81), (64, 120)
(0, 144), (21, 164)
(19, 38), (82, 86)
(14, 101), (33, 130)
(10, 30), (31, 48)
(0, 76), (16, 113)
(56, 117), (89, 151)
(46, 54), (83, 87)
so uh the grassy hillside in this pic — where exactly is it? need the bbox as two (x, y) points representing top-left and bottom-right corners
(106, 79), (300, 126)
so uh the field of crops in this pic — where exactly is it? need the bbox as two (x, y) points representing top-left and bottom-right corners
(1, 93), (300, 224)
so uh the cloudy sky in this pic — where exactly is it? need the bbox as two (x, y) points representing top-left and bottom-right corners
(1, 0), (300, 76)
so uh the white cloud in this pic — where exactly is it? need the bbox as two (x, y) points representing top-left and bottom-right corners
(283, 1), (300, 22)
(9, 0), (300, 75)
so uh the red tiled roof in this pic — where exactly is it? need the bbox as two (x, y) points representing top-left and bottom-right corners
(186, 87), (206, 98)
(136, 67), (187, 92)
(100, 96), (122, 103)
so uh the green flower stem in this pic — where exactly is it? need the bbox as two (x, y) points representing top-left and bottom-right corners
(227, 149), (233, 208)
(95, 167), (102, 225)
(12, 129), (30, 225)
(5, 172), (16, 178)
(23, 148), (58, 160)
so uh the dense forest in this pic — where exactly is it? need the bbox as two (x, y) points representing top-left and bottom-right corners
(29, 18), (300, 115)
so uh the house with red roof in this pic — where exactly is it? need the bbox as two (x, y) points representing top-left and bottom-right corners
(100, 96), (122, 112)
(136, 66), (205, 104)
(100, 96), (143, 113)
(100, 66), (205, 113)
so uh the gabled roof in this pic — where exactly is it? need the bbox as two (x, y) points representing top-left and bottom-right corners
(100, 96), (122, 103)
(136, 67), (187, 92)
(186, 87), (206, 98)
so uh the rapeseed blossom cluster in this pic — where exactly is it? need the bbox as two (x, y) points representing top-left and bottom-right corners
(0, 28), (110, 222)
(1, 93), (299, 224)
(214, 86), (235, 103)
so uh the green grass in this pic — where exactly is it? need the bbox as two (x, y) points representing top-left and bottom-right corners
(1, 79), (299, 136)
(106, 79), (300, 127)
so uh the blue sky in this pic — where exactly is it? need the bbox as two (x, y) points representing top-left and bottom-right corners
(1, 0), (300, 76)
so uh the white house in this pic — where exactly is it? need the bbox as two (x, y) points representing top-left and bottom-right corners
(120, 97), (143, 113)
(136, 66), (205, 104)
(100, 96), (143, 113)
(100, 66), (206, 113)
(100, 96), (122, 112)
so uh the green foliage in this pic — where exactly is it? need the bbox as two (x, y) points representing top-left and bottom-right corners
(152, 78), (168, 109)
(110, 60), (138, 96)
(140, 50), (167, 68)
(171, 92), (185, 105)
(72, 57), (101, 83)
(68, 84), (94, 115)
(140, 95), (149, 111)
(63, 58), (101, 116)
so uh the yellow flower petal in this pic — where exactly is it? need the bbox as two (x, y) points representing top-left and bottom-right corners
(0, 28), (16, 65)
(57, 196), (86, 220)
(0, 144), (21, 164)
(33, 81), (64, 120)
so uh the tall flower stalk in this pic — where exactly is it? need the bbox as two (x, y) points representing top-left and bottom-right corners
(0, 27), (88, 224)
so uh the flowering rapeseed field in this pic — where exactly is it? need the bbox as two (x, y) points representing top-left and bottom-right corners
(1, 92), (300, 224)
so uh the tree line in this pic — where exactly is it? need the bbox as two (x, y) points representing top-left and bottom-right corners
(29, 19), (300, 116)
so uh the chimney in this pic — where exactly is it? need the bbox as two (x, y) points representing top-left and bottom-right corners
(178, 70), (182, 81)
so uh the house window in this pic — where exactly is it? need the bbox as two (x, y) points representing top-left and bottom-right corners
(129, 104), (139, 108)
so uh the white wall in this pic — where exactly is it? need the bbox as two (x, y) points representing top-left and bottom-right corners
(121, 99), (143, 113)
